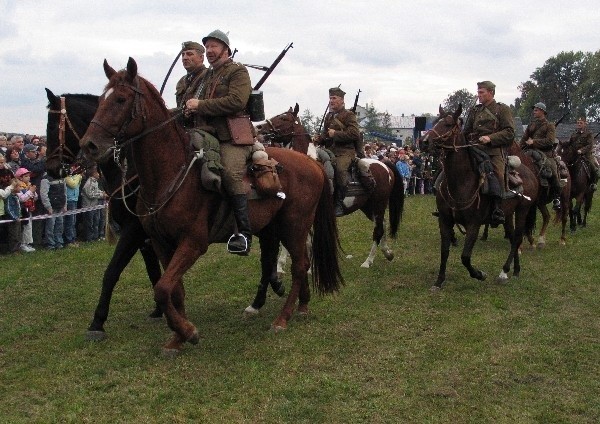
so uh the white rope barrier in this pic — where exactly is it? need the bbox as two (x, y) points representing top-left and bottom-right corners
(0, 204), (107, 225)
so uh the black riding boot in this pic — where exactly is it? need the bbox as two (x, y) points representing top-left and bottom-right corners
(551, 176), (562, 211)
(490, 196), (505, 228)
(334, 186), (347, 217)
(228, 194), (252, 256)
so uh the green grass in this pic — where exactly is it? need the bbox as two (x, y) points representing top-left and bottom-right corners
(1, 194), (598, 423)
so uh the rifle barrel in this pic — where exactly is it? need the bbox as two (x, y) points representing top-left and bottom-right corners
(253, 42), (293, 91)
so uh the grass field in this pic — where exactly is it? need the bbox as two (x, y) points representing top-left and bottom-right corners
(1, 194), (598, 423)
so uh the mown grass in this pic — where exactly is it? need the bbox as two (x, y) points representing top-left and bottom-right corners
(1, 194), (598, 423)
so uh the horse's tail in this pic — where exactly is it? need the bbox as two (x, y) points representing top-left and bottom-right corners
(311, 173), (344, 295)
(386, 163), (405, 238)
(525, 202), (537, 238)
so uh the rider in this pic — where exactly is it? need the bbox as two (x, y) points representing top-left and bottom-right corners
(462, 80), (515, 228)
(313, 87), (361, 216)
(519, 102), (562, 209)
(561, 117), (600, 191)
(173, 41), (208, 130)
(184, 30), (254, 255)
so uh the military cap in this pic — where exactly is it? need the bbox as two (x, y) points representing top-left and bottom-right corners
(477, 81), (496, 92)
(532, 102), (547, 113)
(181, 41), (205, 54)
(329, 87), (346, 98)
(202, 29), (231, 55)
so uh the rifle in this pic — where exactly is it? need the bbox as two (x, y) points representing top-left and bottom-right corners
(231, 48), (238, 59)
(594, 131), (600, 139)
(317, 84), (340, 134)
(554, 110), (569, 127)
(159, 51), (183, 96)
(351, 89), (361, 113)
(251, 42), (293, 91)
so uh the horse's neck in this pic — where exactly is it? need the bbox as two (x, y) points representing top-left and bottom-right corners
(444, 148), (479, 190)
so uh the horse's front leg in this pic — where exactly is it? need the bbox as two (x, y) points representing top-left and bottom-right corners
(461, 224), (486, 281)
(244, 233), (283, 316)
(433, 217), (453, 290)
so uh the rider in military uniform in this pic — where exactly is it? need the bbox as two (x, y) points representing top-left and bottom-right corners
(519, 102), (561, 209)
(184, 30), (254, 255)
(174, 41), (208, 128)
(561, 117), (600, 191)
(313, 87), (361, 216)
(462, 81), (515, 227)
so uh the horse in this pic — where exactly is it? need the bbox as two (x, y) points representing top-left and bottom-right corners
(557, 142), (594, 232)
(506, 142), (570, 248)
(45, 89), (164, 340)
(255, 104), (405, 269)
(80, 58), (343, 354)
(425, 105), (539, 289)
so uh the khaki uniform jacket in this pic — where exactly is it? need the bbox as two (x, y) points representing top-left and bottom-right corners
(519, 117), (556, 157)
(318, 109), (360, 156)
(463, 100), (515, 156)
(566, 130), (594, 157)
(194, 60), (252, 142)
(174, 65), (208, 129)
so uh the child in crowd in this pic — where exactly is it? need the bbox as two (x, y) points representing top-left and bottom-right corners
(81, 167), (106, 242)
(0, 174), (22, 254)
(64, 166), (83, 247)
(15, 168), (38, 252)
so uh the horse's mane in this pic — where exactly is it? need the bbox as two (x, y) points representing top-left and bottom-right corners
(46, 93), (99, 110)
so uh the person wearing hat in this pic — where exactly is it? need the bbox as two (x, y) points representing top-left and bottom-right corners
(313, 87), (361, 216)
(184, 29), (254, 255)
(519, 102), (562, 208)
(174, 41), (208, 128)
(561, 117), (600, 190)
(463, 80), (515, 227)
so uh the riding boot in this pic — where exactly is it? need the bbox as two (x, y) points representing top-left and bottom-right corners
(551, 176), (562, 211)
(490, 196), (505, 228)
(334, 186), (347, 217)
(228, 194), (252, 256)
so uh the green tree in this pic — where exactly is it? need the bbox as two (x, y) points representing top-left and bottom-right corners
(515, 51), (600, 123)
(442, 89), (477, 117)
(300, 108), (320, 135)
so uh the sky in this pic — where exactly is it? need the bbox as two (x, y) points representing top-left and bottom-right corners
(1, 0), (599, 135)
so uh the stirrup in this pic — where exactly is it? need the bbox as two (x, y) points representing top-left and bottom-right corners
(227, 233), (250, 255)
(552, 199), (561, 211)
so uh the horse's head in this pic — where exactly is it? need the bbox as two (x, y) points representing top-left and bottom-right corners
(81, 57), (163, 163)
(423, 104), (463, 152)
(46, 88), (98, 177)
(255, 103), (311, 153)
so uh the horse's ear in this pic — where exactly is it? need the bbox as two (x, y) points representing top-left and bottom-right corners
(45, 88), (59, 108)
(287, 106), (293, 113)
(104, 59), (116, 79)
(438, 104), (444, 116)
(294, 103), (300, 115)
(126, 57), (138, 82)
(453, 104), (463, 122)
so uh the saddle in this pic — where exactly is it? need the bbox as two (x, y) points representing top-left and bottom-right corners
(468, 147), (523, 198)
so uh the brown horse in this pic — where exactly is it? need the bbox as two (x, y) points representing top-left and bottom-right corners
(425, 105), (539, 289)
(256, 104), (404, 268)
(80, 58), (343, 354)
(507, 142), (571, 248)
(557, 143), (595, 232)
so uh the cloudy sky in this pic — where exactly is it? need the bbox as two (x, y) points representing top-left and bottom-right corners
(1, 0), (599, 135)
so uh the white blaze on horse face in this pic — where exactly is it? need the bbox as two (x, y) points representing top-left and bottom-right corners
(104, 88), (114, 100)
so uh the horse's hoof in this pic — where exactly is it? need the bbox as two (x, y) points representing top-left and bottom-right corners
(360, 261), (371, 268)
(161, 348), (182, 358)
(496, 275), (509, 284)
(297, 305), (309, 318)
(479, 272), (487, 281)
(243, 306), (260, 317)
(86, 330), (107, 341)
(559, 240), (566, 246)
(271, 324), (287, 333)
(187, 330), (200, 345)
(148, 310), (163, 320)
(537, 243), (545, 249)
(384, 251), (394, 261)
(430, 285), (442, 292)
(346, 254), (353, 259)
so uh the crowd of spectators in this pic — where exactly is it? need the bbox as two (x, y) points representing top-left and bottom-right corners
(1, 133), (107, 255)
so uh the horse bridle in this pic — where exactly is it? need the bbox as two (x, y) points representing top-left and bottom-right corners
(260, 112), (310, 147)
(47, 96), (82, 168)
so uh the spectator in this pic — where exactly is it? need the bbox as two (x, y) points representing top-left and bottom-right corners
(63, 167), (83, 247)
(396, 154), (411, 195)
(5, 147), (21, 174)
(10, 135), (25, 158)
(40, 170), (67, 250)
(15, 168), (37, 253)
(1, 176), (22, 254)
(81, 167), (106, 242)
(0, 135), (8, 155)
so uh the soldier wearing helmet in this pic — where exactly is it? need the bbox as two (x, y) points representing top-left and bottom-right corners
(463, 81), (515, 227)
(520, 102), (562, 209)
(184, 29), (254, 255)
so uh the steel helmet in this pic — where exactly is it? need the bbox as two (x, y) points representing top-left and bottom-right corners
(202, 29), (231, 55)
(533, 102), (547, 113)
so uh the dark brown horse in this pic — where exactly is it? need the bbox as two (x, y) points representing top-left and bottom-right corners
(557, 142), (595, 232)
(425, 105), (539, 289)
(45, 89), (163, 339)
(507, 142), (571, 248)
(256, 104), (404, 268)
(80, 58), (343, 353)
